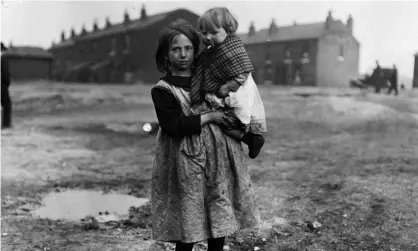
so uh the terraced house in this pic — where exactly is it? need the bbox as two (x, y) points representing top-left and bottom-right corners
(49, 6), (199, 83)
(3, 45), (53, 81)
(238, 11), (360, 87)
(50, 7), (360, 87)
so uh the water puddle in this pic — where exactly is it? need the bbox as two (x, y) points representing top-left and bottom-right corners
(32, 189), (149, 222)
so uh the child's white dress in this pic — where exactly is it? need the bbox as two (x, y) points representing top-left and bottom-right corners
(205, 73), (267, 134)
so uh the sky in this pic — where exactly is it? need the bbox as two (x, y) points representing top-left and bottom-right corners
(1, 0), (418, 82)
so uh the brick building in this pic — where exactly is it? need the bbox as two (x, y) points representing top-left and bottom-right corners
(238, 11), (360, 87)
(48, 6), (199, 83)
(2, 46), (53, 81)
(413, 53), (418, 88)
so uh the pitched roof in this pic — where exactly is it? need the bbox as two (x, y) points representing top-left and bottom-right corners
(52, 11), (170, 49)
(4, 46), (53, 59)
(53, 40), (75, 49)
(238, 19), (353, 44)
(80, 12), (169, 40)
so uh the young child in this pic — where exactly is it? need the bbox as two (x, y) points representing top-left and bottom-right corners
(190, 7), (267, 159)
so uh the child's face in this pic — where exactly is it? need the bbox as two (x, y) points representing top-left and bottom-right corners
(199, 27), (228, 47)
(167, 34), (195, 73)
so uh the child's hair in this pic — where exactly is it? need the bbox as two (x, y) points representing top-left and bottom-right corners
(155, 19), (200, 73)
(197, 7), (238, 34)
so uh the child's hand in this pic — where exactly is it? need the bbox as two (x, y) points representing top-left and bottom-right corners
(217, 83), (230, 98)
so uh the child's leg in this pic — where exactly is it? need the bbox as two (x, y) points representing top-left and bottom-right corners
(222, 128), (245, 141)
(223, 127), (265, 159)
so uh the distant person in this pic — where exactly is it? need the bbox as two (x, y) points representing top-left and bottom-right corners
(1, 42), (12, 129)
(400, 83), (405, 90)
(190, 7), (267, 159)
(387, 64), (398, 96)
(374, 60), (382, 93)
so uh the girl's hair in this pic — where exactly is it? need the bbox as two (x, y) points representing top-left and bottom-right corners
(197, 7), (238, 34)
(155, 19), (200, 73)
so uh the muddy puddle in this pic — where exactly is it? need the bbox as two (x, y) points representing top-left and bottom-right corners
(32, 189), (149, 222)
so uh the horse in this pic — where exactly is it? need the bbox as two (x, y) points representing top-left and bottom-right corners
(350, 67), (396, 93)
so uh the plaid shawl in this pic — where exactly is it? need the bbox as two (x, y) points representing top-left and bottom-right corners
(190, 35), (253, 105)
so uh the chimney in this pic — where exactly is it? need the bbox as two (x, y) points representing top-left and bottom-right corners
(71, 27), (76, 38)
(325, 10), (332, 29)
(268, 18), (278, 36)
(93, 19), (99, 31)
(81, 24), (87, 36)
(106, 17), (112, 28)
(61, 30), (66, 42)
(248, 21), (256, 36)
(140, 4), (147, 21)
(124, 9), (130, 24)
(347, 14), (353, 33)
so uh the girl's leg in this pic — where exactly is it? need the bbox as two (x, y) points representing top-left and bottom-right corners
(175, 241), (194, 251)
(207, 237), (226, 251)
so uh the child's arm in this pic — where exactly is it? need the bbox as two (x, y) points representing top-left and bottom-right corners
(217, 72), (250, 97)
(229, 73), (249, 91)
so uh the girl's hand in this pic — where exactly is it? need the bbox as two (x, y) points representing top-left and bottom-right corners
(201, 109), (239, 128)
(210, 110), (227, 125)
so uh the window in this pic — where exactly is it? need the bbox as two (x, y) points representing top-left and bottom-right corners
(283, 44), (292, 58)
(124, 35), (131, 53)
(302, 42), (309, 58)
(109, 38), (116, 56)
(301, 42), (310, 64)
(338, 44), (344, 61)
(285, 49), (291, 58)
(91, 42), (96, 53)
(265, 52), (272, 65)
(79, 46), (85, 60)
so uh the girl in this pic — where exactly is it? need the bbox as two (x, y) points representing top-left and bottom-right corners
(190, 7), (267, 159)
(151, 19), (261, 251)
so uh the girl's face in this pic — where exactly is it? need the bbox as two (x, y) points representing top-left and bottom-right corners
(199, 27), (228, 46)
(167, 33), (195, 73)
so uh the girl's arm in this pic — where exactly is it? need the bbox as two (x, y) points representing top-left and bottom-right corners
(151, 87), (223, 138)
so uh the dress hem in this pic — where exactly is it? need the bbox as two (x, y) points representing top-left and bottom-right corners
(152, 221), (261, 244)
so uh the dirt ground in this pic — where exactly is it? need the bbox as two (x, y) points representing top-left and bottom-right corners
(1, 81), (418, 251)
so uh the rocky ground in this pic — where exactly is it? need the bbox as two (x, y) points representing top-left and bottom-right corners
(1, 82), (418, 251)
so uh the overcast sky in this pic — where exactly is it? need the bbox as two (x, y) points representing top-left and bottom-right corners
(2, 0), (418, 80)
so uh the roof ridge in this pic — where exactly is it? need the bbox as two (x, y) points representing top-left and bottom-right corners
(279, 21), (324, 28)
(239, 21), (325, 35)
(54, 9), (175, 45)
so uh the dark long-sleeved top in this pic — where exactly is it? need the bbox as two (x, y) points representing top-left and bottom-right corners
(1, 55), (10, 89)
(151, 73), (202, 138)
